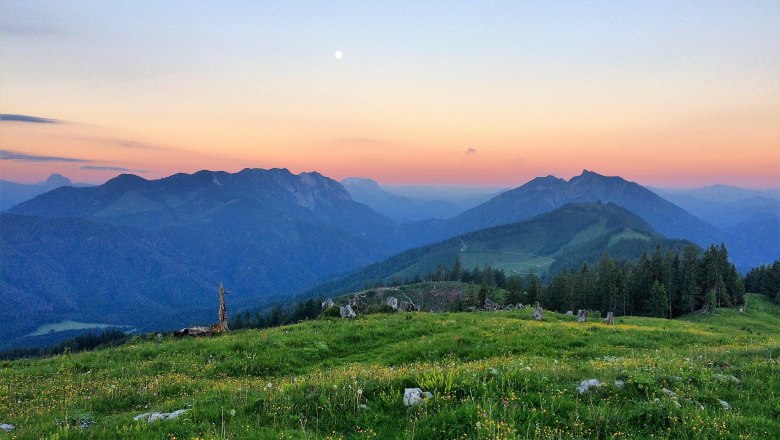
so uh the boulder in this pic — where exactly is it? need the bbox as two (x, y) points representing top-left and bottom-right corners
(386, 296), (398, 311)
(565, 310), (574, 316)
(576, 309), (587, 323)
(576, 379), (602, 394)
(533, 302), (543, 321)
(322, 298), (335, 310)
(403, 388), (433, 406)
(173, 326), (212, 338)
(339, 305), (357, 319)
(0, 424), (14, 433)
(714, 374), (740, 383)
(134, 409), (189, 423)
(604, 311), (614, 325)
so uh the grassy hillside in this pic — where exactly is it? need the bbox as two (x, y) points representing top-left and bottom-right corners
(1, 294), (779, 439)
(309, 203), (690, 296)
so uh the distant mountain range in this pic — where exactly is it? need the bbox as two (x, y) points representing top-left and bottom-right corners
(308, 202), (692, 296)
(1, 168), (777, 348)
(0, 174), (92, 211)
(341, 177), (466, 222)
(404, 170), (772, 271)
(2, 168), (406, 347)
(651, 186), (779, 269)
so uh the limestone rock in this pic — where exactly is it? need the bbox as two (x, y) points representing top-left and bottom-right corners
(403, 388), (433, 406)
(604, 311), (614, 325)
(576, 309), (587, 323)
(576, 379), (602, 394)
(339, 305), (357, 319)
(0, 424), (14, 433)
(386, 296), (398, 311)
(322, 298), (335, 310)
(134, 409), (189, 423)
(533, 302), (543, 321)
(714, 374), (740, 383)
(565, 310), (574, 316)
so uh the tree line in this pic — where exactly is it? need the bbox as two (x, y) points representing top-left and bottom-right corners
(365, 243), (746, 319)
(745, 261), (780, 303)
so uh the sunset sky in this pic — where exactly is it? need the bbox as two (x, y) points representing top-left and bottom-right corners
(1, 1), (779, 188)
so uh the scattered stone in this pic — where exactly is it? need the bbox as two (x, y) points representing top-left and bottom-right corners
(576, 309), (588, 323)
(339, 305), (357, 319)
(565, 310), (574, 316)
(604, 311), (614, 325)
(399, 301), (421, 312)
(134, 409), (189, 423)
(718, 399), (731, 410)
(662, 388), (677, 398)
(322, 298), (335, 310)
(576, 379), (602, 394)
(0, 424), (14, 433)
(173, 326), (212, 338)
(602, 356), (621, 363)
(155, 332), (163, 341)
(714, 374), (740, 384)
(613, 380), (625, 389)
(533, 302), (544, 321)
(386, 296), (398, 311)
(403, 388), (433, 406)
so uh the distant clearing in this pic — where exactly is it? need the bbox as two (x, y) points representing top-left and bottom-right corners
(460, 250), (555, 275)
(26, 320), (125, 337)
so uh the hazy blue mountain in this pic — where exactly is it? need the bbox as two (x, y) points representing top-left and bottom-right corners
(2, 168), (410, 347)
(310, 202), (691, 297)
(649, 186), (779, 270)
(652, 184), (780, 203)
(401, 170), (773, 271)
(382, 183), (507, 210)
(0, 174), (92, 211)
(341, 177), (464, 222)
(445, 171), (720, 244)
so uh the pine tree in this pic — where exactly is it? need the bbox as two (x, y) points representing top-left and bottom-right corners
(679, 244), (700, 313)
(648, 280), (668, 318)
(451, 257), (463, 282)
(505, 275), (522, 306)
(478, 280), (488, 308)
(526, 271), (541, 305)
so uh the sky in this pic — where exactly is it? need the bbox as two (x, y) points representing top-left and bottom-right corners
(1, 1), (779, 188)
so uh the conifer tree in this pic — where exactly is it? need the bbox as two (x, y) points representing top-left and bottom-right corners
(648, 280), (668, 318)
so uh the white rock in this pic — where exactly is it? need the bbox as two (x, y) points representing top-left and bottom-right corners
(576, 379), (602, 394)
(386, 297), (399, 310)
(403, 388), (432, 406)
(662, 388), (677, 398)
(339, 305), (357, 319)
(613, 380), (625, 388)
(718, 399), (731, 410)
(0, 424), (14, 432)
(714, 374), (740, 383)
(134, 409), (189, 423)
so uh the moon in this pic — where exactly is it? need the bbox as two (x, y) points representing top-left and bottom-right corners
(334, 50), (343, 60)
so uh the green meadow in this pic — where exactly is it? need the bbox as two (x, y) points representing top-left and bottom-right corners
(1, 294), (779, 439)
